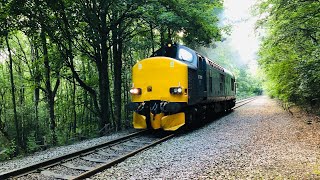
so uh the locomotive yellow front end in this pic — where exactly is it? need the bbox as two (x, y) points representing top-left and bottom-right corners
(128, 57), (188, 131)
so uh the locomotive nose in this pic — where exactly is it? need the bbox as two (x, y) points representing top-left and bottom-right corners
(130, 57), (188, 103)
(130, 57), (188, 131)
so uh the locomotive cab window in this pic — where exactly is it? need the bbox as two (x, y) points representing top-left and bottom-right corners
(178, 48), (193, 62)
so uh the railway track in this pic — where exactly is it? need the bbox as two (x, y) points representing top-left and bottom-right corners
(234, 96), (256, 109)
(0, 97), (255, 180)
(0, 130), (174, 179)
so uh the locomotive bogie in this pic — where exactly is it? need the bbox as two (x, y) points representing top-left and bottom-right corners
(133, 111), (185, 131)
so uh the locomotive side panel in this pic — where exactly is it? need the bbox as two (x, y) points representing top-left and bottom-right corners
(204, 60), (236, 102)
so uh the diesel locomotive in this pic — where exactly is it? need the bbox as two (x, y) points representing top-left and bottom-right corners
(127, 43), (236, 131)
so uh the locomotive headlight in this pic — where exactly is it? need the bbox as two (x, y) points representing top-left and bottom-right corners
(170, 87), (183, 95)
(130, 88), (142, 95)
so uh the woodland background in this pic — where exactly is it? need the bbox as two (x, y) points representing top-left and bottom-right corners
(1, 0), (317, 161)
(0, 0), (242, 159)
(257, 0), (319, 113)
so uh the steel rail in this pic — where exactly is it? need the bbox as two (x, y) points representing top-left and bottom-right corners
(69, 97), (256, 179)
(72, 133), (175, 180)
(233, 97), (257, 109)
(235, 96), (256, 104)
(0, 130), (147, 179)
(0, 97), (257, 179)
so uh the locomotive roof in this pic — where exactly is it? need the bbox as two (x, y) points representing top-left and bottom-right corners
(223, 68), (235, 78)
(178, 44), (235, 78)
(152, 43), (235, 78)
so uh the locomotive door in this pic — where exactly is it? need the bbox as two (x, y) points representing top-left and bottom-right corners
(197, 55), (207, 98)
(219, 73), (225, 95)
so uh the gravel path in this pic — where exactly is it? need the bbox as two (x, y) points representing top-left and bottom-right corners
(92, 96), (320, 179)
(0, 130), (136, 174)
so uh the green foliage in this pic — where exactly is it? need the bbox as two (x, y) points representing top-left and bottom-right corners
(0, 0), (224, 161)
(142, 0), (223, 46)
(4, 140), (17, 159)
(26, 132), (40, 153)
(257, 0), (320, 108)
(236, 67), (263, 99)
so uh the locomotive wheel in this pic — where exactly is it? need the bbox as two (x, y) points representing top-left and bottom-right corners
(205, 105), (214, 120)
(226, 101), (233, 112)
(185, 107), (197, 128)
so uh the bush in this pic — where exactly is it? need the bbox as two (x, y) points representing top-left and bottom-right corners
(26, 132), (40, 153)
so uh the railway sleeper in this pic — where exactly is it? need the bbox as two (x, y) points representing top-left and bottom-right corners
(81, 156), (110, 163)
(123, 142), (141, 148)
(61, 162), (94, 171)
(41, 170), (76, 179)
(96, 151), (119, 157)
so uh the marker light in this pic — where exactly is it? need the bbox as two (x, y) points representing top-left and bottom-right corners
(130, 88), (142, 95)
(170, 87), (183, 94)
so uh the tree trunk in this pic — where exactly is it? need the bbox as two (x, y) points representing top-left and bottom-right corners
(112, 27), (123, 131)
(98, 8), (111, 135)
(72, 77), (77, 134)
(5, 33), (21, 148)
(40, 29), (57, 145)
(82, 61), (88, 134)
(160, 29), (165, 47)
(31, 40), (40, 140)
